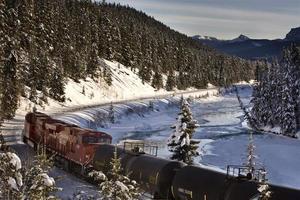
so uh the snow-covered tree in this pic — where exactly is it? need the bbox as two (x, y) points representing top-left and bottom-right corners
(251, 45), (300, 137)
(0, 151), (23, 199)
(168, 98), (200, 165)
(22, 151), (59, 200)
(91, 146), (141, 200)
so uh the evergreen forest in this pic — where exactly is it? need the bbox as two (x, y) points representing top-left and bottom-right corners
(0, 0), (256, 119)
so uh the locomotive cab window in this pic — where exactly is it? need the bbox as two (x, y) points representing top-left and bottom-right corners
(82, 136), (110, 144)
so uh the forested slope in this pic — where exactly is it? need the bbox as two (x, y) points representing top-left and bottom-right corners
(0, 0), (255, 120)
(251, 44), (300, 138)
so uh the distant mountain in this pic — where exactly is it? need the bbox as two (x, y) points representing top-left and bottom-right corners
(193, 27), (300, 60)
(230, 34), (250, 43)
(286, 27), (300, 41)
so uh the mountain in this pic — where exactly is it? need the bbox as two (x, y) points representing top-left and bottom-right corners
(193, 27), (300, 60)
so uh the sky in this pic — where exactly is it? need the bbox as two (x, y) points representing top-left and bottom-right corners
(105, 0), (300, 40)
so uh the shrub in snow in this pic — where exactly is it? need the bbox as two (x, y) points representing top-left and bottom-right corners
(91, 146), (141, 200)
(168, 98), (200, 165)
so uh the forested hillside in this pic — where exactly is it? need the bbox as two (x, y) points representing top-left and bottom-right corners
(251, 44), (300, 137)
(0, 0), (255, 120)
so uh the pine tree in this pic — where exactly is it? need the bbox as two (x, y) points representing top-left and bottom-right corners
(138, 66), (152, 84)
(0, 48), (20, 119)
(177, 71), (188, 90)
(94, 146), (141, 200)
(168, 99), (200, 165)
(48, 66), (65, 102)
(151, 71), (163, 90)
(166, 71), (176, 91)
(0, 3), (21, 120)
(103, 67), (113, 86)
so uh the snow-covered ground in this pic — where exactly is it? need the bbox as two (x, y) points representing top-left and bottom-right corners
(58, 85), (300, 190)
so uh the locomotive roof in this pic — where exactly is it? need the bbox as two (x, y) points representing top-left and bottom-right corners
(29, 112), (111, 138)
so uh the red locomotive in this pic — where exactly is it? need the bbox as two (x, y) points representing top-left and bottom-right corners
(23, 112), (112, 174)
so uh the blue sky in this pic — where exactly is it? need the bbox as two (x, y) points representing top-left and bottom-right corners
(105, 0), (300, 39)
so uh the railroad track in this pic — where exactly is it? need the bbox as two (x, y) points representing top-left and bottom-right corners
(52, 87), (219, 115)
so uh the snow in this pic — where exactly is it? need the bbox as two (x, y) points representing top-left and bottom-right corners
(258, 184), (268, 192)
(8, 177), (19, 191)
(89, 171), (107, 181)
(41, 173), (55, 187)
(115, 181), (129, 192)
(8, 152), (22, 170)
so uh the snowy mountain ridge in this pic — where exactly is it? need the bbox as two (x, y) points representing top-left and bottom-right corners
(193, 26), (300, 59)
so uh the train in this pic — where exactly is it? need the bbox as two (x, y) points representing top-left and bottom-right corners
(23, 112), (300, 200)
(23, 112), (112, 174)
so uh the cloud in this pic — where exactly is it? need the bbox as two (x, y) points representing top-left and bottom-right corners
(105, 0), (300, 39)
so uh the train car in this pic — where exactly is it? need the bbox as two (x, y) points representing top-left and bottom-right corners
(23, 112), (112, 174)
(125, 154), (185, 199)
(171, 165), (229, 200)
(172, 165), (300, 200)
